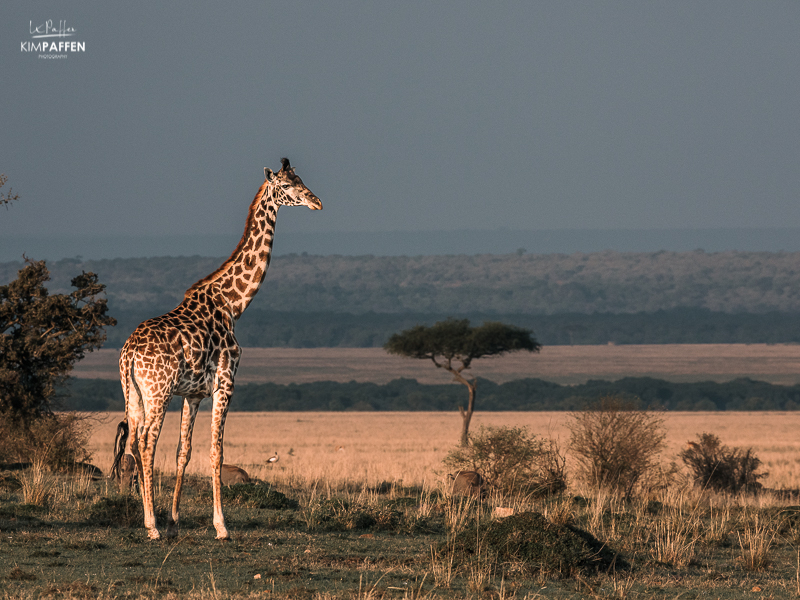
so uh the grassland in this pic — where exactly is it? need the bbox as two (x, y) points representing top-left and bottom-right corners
(9, 342), (800, 598)
(73, 343), (800, 385)
(5, 411), (800, 598)
(84, 411), (800, 491)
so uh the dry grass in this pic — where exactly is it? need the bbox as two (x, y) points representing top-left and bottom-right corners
(17, 459), (57, 506)
(73, 343), (800, 385)
(737, 512), (779, 571)
(85, 411), (800, 492)
(10, 413), (800, 599)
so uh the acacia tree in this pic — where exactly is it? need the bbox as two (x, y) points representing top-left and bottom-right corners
(0, 259), (116, 424)
(384, 318), (541, 445)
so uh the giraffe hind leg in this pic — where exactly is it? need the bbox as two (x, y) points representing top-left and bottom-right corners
(167, 397), (200, 538)
(137, 402), (169, 540)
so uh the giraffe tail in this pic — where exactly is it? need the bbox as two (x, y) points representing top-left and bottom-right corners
(110, 420), (129, 480)
(112, 339), (136, 480)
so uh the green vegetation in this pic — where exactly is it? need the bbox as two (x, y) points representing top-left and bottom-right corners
(234, 308), (800, 347)
(98, 308), (800, 348)
(0, 259), (116, 422)
(4, 252), (800, 347)
(0, 259), (115, 471)
(5, 250), (800, 315)
(103, 308), (800, 348)
(62, 375), (800, 412)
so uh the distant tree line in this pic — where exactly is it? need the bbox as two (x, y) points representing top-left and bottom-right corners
(7, 252), (800, 348)
(5, 250), (800, 315)
(61, 376), (800, 413)
(102, 307), (800, 348)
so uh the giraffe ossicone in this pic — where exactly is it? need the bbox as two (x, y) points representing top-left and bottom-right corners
(110, 158), (321, 540)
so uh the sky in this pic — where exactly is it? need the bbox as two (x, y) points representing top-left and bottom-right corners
(2, 2), (800, 258)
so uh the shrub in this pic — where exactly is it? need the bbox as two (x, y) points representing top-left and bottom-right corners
(679, 433), (767, 494)
(568, 396), (665, 497)
(443, 425), (567, 497)
(0, 412), (92, 469)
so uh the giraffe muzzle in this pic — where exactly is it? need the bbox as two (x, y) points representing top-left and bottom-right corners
(308, 197), (323, 210)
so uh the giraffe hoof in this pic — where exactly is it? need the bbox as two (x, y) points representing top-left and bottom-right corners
(215, 532), (231, 541)
(147, 529), (162, 541)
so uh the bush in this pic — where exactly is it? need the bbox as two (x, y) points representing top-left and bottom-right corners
(443, 425), (567, 497)
(0, 259), (115, 421)
(568, 396), (665, 497)
(0, 412), (92, 469)
(679, 433), (767, 494)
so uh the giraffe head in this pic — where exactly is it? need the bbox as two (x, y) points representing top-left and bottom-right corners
(263, 158), (322, 210)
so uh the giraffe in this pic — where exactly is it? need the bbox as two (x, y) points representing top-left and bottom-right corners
(110, 158), (321, 540)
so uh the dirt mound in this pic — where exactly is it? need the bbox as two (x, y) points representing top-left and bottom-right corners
(451, 511), (624, 577)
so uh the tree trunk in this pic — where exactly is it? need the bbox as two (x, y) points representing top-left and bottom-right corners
(457, 379), (477, 446)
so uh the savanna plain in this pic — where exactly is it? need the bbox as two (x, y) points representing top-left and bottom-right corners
(6, 344), (800, 599)
(4, 410), (800, 599)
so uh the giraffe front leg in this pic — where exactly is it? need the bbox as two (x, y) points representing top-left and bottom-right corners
(210, 381), (233, 540)
(167, 398), (200, 538)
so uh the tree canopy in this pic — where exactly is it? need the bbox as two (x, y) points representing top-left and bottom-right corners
(0, 259), (116, 422)
(385, 318), (540, 368)
(385, 318), (540, 444)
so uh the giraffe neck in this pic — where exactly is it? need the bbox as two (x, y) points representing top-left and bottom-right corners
(185, 180), (279, 320)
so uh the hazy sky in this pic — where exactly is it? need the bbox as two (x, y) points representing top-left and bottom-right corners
(2, 2), (800, 245)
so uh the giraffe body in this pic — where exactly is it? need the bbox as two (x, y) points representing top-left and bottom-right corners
(112, 158), (321, 540)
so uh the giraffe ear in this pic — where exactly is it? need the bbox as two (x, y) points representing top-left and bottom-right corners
(280, 157), (291, 172)
(264, 168), (274, 181)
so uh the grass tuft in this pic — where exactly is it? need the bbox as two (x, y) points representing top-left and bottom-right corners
(17, 460), (56, 506)
(737, 512), (778, 571)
